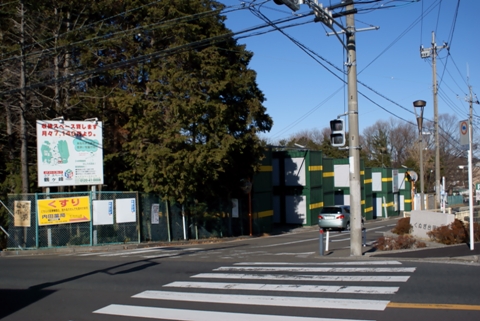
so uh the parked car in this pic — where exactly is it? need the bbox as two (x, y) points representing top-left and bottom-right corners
(318, 205), (363, 231)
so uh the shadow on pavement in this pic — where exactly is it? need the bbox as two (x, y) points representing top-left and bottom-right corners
(0, 289), (55, 319)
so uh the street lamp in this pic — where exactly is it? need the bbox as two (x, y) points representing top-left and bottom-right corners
(413, 100), (427, 210)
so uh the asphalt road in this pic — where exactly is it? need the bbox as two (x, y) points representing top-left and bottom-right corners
(1, 218), (479, 321)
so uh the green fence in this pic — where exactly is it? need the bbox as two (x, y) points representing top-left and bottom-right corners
(2, 192), (251, 250)
(5, 191), (139, 250)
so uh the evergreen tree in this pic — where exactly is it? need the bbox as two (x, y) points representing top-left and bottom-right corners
(0, 0), (273, 206)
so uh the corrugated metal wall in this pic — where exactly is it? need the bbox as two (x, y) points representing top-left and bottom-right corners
(253, 148), (274, 234)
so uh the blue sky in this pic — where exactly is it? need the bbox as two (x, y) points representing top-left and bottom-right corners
(218, 0), (479, 143)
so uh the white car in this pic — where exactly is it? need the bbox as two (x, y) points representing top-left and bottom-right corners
(318, 205), (364, 231)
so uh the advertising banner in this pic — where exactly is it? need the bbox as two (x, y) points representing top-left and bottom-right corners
(151, 203), (159, 224)
(116, 198), (137, 223)
(36, 120), (104, 187)
(14, 201), (31, 227)
(93, 200), (114, 226)
(37, 196), (91, 226)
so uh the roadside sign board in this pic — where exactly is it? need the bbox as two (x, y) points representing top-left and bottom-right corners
(459, 120), (469, 148)
(37, 196), (91, 226)
(36, 120), (104, 187)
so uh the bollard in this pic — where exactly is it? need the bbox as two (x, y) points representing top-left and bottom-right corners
(325, 230), (330, 252)
(319, 228), (324, 256)
(362, 227), (366, 247)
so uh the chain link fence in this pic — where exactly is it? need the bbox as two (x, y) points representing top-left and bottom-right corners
(2, 192), (251, 250)
(4, 191), (140, 250)
(140, 195), (250, 242)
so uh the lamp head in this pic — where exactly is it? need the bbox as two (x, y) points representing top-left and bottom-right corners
(413, 100), (426, 131)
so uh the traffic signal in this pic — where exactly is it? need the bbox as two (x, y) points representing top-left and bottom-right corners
(273, 0), (302, 12)
(330, 119), (345, 147)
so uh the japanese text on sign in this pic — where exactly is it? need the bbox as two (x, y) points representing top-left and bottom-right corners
(37, 196), (91, 226)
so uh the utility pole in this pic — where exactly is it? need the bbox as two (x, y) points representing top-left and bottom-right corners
(273, 0), (365, 256)
(420, 32), (447, 209)
(345, 2), (362, 257)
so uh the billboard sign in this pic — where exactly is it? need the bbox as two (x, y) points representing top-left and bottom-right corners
(37, 196), (91, 226)
(36, 120), (104, 187)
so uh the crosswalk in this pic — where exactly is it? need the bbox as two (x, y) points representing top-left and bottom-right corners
(64, 246), (206, 258)
(93, 260), (415, 320)
(66, 245), (314, 260)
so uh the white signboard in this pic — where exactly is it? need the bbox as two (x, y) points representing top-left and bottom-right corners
(231, 199), (239, 218)
(392, 169), (399, 193)
(372, 172), (382, 191)
(285, 195), (306, 224)
(333, 164), (349, 188)
(93, 200), (114, 225)
(36, 120), (104, 187)
(285, 157), (306, 186)
(410, 210), (454, 239)
(151, 203), (159, 224)
(116, 198), (137, 223)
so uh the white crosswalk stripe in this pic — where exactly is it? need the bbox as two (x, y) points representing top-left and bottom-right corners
(63, 247), (205, 258)
(132, 290), (390, 310)
(191, 272), (410, 282)
(164, 280), (400, 294)
(94, 305), (375, 321)
(93, 260), (416, 320)
(214, 266), (416, 273)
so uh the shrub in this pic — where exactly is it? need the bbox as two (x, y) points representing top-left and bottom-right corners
(459, 222), (480, 242)
(427, 219), (468, 245)
(474, 222), (480, 242)
(375, 235), (426, 251)
(391, 217), (412, 235)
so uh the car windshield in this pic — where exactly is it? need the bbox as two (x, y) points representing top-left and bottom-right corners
(321, 207), (344, 214)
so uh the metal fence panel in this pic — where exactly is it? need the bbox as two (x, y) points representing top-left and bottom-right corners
(5, 191), (140, 250)
(94, 191), (139, 245)
(6, 194), (37, 249)
(140, 194), (169, 242)
(4, 192), (251, 251)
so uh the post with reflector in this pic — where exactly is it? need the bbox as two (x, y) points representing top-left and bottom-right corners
(330, 119), (345, 147)
(319, 227), (324, 256)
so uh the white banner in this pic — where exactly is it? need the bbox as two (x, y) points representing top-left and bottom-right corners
(93, 200), (114, 225)
(116, 198), (137, 223)
(231, 199), (239, 218)
(151, 203), (159, 224)
(36, 120), (104, 187)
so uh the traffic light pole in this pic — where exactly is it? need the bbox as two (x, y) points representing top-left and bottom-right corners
(345, 3), (362, 257)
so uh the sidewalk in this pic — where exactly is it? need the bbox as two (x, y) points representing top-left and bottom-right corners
(2, 224), (479, 263)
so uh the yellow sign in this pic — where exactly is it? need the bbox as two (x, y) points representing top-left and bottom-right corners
(37, 196), (91, 226)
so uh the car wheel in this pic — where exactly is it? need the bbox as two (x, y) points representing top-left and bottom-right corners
(346, 222), (350, 231)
